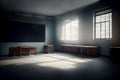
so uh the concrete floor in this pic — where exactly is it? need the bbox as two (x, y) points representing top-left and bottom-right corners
(0, 52), (120, 80)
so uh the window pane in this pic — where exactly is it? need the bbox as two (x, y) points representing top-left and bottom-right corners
(110, 20), (112, 38)
(101, 15), (106, 22)
(106, 13), (109, 21)
(101, 23), (106, 38)
(101, 23), (106, 31)
(101, 31), (105, 38)
(96, 16), (100, 22)
(65, 24), (69, 40)
(62, 26), (65, 40)
(106, 22), (109, 31)
(96, 23), (100, 31)
(106, 31), (109, 38)
(96, 33), (100, 38)
(61, 19), (78, 40)
(96, 23), (100, 38)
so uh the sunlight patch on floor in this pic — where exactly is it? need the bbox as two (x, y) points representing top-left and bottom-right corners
(47, 54), (72, 59)
(37, 61), (77, 70)
(0, 57), (60, 66)
(66, 58), (89, 63)
(0, 53), (93, 67)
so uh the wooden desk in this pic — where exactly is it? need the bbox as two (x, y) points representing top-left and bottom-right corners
(61, 45), (80, 53)
(82, 46), (100, 56)
(9, 47), (19, 56)
(61, 45), (100, 56)
(18, 46), (37, 56)
(44, 45), (54, 53)
(9, 46), (37, 56)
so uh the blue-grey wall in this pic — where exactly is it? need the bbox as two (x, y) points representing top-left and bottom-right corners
(55, 1), (120, 56)
(0, 1), (119, 56)
(0, 12), (55, 56)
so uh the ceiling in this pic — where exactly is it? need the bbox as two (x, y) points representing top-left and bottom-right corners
(0, 0), (99, 16)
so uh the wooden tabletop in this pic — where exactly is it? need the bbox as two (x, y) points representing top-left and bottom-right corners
(61, 44), (99, 48)
(17, 46), (36, 48)
(110, 47), (120, 48)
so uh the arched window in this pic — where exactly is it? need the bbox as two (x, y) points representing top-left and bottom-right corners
(61, 19), (78, 41)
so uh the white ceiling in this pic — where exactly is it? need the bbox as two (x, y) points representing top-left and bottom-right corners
(0, 0), (99, 16)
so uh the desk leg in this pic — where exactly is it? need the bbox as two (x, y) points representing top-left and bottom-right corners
(93, 48), (95, 56)
(83, 48), (87, 55)
(52, 47), (54, 54)
(19, 48), (21, 57)
(87, 48), (89, 56)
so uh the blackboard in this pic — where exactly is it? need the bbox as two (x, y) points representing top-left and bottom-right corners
(0, 20), (45, 42)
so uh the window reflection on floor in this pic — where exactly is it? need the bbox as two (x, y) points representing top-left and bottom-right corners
(0, 53), (92, 70)
(38, 61), (76, 70)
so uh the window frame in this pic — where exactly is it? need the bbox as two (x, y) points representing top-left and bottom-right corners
(93, 8), (112, 40)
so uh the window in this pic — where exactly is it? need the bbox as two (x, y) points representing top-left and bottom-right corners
(94, 9), (112, 39)
(61, 19), (78, 41)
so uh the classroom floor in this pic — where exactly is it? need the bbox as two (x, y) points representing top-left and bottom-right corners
(0, 52), (120, 80)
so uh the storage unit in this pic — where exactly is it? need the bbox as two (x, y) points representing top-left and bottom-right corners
(9, 46), (37, 56)
(61, 45), (100, 56)
(44, 45), (54, 53)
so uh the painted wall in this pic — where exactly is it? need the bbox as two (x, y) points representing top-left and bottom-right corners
(55, 1), (120, 56)
(0, 12), (55, 56)
(0, 1), (119, 56)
